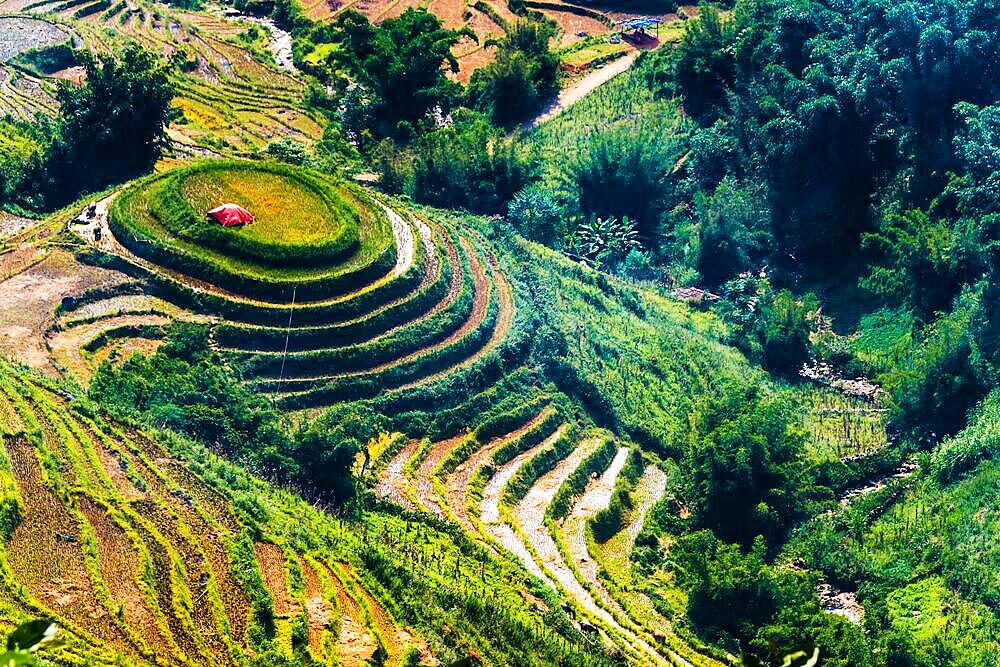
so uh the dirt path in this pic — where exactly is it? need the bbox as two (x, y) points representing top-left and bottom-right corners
(414, 433), (468, 518)
(323, 565), (379, 667)
(444, 409), (552, 532)
(567, 447), (629, 602)
(480, 425), (567, 588)
(565, 451), (682, 652)
(480, 425), (566, 524)
(325, 237), (490, 381)
(58, 294), (187, 326)
(512, 439), (671, 667)
(300, 558), (330, 663)
(214, 7), (296, 71)
(250, 225), (463, 381)
(626, 466), (667, 548)
(525, 50), (640, 129)
(394, 248), (515, 392)
(340, 563), (432, 666)
(386, 204), (415, 277)
(215, 217), (441, 354)
(374, 439), (420, 510)
(514, 441), (669, 666)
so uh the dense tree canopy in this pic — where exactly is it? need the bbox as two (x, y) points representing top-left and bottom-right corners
(47, 46), (173, 203)
(683, 385), (808, 546)
(333, 9), (472, 140)
(0, 45), (173, 211)
(89, 324), (361, 508)
(467, 21), (560, 128)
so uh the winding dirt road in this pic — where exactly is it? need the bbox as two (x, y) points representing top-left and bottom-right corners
(525, 50), (640, 129)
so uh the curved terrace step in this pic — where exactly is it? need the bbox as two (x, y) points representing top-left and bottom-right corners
(511, 440), (672, 667)
(444, 408), (555, 532)
(478, 424), (567, 589)
(247, 235), (490, 386)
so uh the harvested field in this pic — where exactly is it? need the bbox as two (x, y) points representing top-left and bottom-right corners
(0, 18), (71, 63)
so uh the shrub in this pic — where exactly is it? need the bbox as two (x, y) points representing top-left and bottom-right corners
(507, 185), (564, 246)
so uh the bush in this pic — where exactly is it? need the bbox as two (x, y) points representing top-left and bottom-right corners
(407, 110), (538, 214)
(507, 185), (564, 246)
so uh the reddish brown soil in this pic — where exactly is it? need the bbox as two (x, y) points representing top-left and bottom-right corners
(443, 409), (551, 532)
(4, 437), (132, 652)
(256, 542), (297, 619)
(78, 494), (167, 654)
(300, 558), (331, 662)
(414, 432), (468, 518)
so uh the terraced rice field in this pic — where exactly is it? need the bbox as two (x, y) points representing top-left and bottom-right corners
(0, 16), (73, 62)
(7, 149), (758, 665)
(1, 360), (630, 665)
(0, 2), (322, 153)
(373, 403), (722, 666)
(54, 161), (518, 417)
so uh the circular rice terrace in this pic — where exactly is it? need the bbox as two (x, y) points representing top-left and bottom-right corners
(59, 160), (517, 412)
(110, 161), (389, 301)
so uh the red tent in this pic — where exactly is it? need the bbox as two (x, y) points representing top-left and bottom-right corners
(207, 204), (254, 227)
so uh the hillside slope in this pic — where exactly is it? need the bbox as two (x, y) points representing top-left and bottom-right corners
(0, 159), (769, 665)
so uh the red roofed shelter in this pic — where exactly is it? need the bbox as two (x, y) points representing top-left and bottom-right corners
(207, 204), (254, 227)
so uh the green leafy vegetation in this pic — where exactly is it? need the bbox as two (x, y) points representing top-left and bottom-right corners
(4, 0), (1000, 662)
(2, 46), (173, 211)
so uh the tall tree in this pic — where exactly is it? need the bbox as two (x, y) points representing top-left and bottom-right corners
(44, 45), (173, 205)
(334, 9), (473, 140)
(467, 21), (560, 128)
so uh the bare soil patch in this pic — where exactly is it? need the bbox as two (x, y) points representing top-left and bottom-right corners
(0, 250), (130, 373)
(323, 563), (379, 667)
(256, 542), (297, 618)
(48, 314), (171, 386)
(375, 438), (420, 509)
(0, 18), (71, 63)
(300, 558), (331, 661)
(0, 213), (34, 240)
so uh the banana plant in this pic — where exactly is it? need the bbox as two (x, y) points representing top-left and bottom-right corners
(1, 620), (62, 666)
(741, 646), (820, 667)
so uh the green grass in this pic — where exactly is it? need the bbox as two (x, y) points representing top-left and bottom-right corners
(302, 42), (337, 65)
(178, 165), (346, 252)
(799, 388), (887, 463)
(560, 42), (627, 68)
(527, 50), (683, 166)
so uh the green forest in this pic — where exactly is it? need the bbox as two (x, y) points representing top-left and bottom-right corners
(1, 0), (1000, 664)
